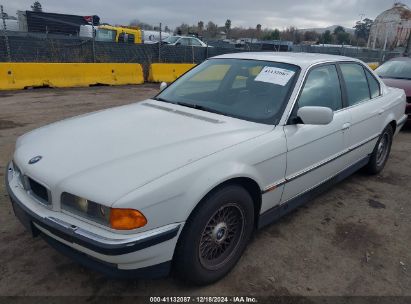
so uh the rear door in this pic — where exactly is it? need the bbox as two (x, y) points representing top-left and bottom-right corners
(282, 64), (351, 202)
(339, 63), (383, 164)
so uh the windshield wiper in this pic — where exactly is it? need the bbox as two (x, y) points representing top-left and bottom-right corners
(175, 102), (227, 116)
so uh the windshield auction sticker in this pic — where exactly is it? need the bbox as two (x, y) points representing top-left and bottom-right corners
(254, 66), (295, 86)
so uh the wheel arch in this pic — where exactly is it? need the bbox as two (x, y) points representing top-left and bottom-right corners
(388, 119), (397, 134)
(186, 176), (263, 230)
(382, 112), (397, 134)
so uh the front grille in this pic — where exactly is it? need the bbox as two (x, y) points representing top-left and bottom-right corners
(27, 177), (51, 205)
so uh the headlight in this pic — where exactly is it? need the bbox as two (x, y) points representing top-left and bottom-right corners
(61, 192), (147, 230)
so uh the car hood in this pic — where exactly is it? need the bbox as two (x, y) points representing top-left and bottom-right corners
(14, 100), (273, 205)
(381, 78), (411, 96)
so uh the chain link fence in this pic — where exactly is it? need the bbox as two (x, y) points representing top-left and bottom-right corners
(293, 44), (402, 63)
(0, 33), (402, 65)
(0, 32), (254, 64)
(0, 27), (404, 77)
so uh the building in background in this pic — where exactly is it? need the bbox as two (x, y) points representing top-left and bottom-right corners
(368, 2), (411, 50)
(17, 10), (99, 36)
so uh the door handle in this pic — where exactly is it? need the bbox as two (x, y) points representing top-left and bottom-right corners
(378, 109), (384, 115)
(342, 123), (351, 130)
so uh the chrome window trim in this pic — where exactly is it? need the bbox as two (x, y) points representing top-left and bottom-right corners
(282, 60), (345, 125)
(282, 59), (385, 125)
(333, 93), (385, 114)
(339, 62), (382, 107)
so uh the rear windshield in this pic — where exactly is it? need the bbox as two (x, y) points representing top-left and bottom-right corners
(376, 60), (411, 80)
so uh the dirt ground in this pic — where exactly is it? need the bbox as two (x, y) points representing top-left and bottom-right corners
(0, 84), (410, 297)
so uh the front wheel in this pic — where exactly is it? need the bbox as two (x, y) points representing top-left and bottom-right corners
(365, 124), (393, 174)
(173, 185), (254, 285)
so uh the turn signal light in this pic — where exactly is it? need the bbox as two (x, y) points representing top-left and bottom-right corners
(110, 208), (147, 230)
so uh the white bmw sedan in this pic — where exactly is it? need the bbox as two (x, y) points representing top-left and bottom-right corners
(6, 53), (407, 285)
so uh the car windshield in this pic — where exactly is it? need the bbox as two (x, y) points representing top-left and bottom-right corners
(164, 36), (180, 43)
(375, 60), (411, 80)
(155, 59), (300, 124)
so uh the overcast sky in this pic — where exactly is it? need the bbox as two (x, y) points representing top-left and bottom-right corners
(4, 0), (411, 30)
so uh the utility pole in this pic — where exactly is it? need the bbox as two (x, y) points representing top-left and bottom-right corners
(403, 32), (411, 57)
(158, 22), (162, 62)
(91, 19), (96, 63)
(0, 5), (11, 62)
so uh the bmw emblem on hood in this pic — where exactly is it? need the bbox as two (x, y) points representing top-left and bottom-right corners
(28, 156), (42, 164)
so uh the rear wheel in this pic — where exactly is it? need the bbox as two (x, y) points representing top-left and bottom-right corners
(365, 124), (393, 174)
(173, 185), (254, 285)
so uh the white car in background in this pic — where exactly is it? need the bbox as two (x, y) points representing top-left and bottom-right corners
(143, 30), (171, 44)
(163, 35), (209, 47)
(6, 53), (407, 285)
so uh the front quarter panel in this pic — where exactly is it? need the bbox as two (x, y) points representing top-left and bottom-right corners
(113, 129), (287, 231)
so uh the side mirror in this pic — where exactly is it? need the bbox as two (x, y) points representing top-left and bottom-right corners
(175, 42), (181, 46)
(159, 82), (168, 91)
(297, 106), (334, 125)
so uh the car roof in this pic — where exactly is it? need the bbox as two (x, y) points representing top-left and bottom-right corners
(387, 56), (411, 62)
(171, 36), (197, 39)
(212, 52), (361, 70)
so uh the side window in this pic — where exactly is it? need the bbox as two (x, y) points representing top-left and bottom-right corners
(298, 65), (342, 111)
(179, 38), (189, 46)
(340, 63), (370, 106)
(127, 34), (135, 43)
(365, 69), (381, 98)
(190, 38), (202, 46)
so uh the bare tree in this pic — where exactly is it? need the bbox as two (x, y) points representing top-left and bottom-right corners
(225, 19), (231, 37)
(206, 21), (218, 38)
(198, 21), (204, 35)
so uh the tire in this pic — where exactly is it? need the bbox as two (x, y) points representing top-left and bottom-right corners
(365, 124), (393, 174)
(173, 184), (255, 285)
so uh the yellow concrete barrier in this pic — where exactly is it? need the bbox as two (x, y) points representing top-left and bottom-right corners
(148, 63), (196, 83)
(0, 63), (144, 90)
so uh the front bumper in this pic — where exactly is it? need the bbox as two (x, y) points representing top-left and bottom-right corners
(5, 162), (182, 278)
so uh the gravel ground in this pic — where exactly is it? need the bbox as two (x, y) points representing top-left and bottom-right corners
(0, 84), (410, 297)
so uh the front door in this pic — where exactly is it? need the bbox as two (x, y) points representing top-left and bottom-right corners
(282, 64), (351, 202)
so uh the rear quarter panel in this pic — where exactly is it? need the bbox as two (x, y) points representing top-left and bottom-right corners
(383, 87), (406, 134)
